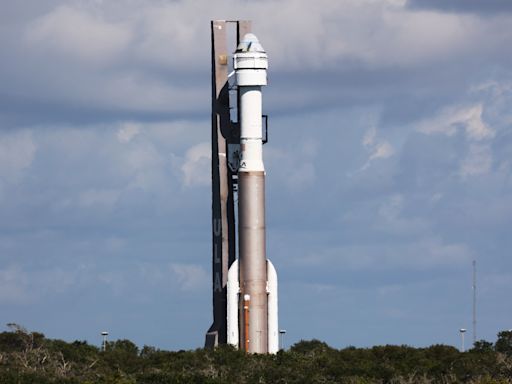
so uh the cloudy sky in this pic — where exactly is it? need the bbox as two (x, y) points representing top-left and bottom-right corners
(1, 0), (511, 351)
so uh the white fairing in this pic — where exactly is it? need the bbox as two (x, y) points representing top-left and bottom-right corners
(227, 259), (239, 347)
(267, 259), (279, 354)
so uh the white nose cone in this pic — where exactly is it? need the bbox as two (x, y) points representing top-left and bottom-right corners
(237, 33), (266, 53)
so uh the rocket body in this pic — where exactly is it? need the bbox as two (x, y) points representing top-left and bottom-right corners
(239, 171), (267, 352)
(226, 33), (278, 354)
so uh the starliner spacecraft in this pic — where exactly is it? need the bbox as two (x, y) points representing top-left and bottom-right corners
(205, 20), (278, 354)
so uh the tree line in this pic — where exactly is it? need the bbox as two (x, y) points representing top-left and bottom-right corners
(1, 323), (512, 383)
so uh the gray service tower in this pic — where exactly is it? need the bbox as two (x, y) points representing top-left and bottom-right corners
(205, 20), (278, 354)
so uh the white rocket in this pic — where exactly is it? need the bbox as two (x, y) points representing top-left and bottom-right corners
(226, 33), (279, 354)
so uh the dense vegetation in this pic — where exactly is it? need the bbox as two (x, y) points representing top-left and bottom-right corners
(1, 324), (512, 383)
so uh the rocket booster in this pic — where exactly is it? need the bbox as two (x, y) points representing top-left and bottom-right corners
(226, 33), (278, 354)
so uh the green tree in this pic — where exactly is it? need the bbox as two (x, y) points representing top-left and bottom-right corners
(495, 331), (512, 355)
(472, 340), (494, 353)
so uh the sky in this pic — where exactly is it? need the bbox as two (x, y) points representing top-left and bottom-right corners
(1, 0), (511, 351)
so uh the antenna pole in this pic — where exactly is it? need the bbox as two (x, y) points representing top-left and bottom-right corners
(472, 260), (477, 345)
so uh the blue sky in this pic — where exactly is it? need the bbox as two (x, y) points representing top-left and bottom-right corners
(1, 0), (511, 351)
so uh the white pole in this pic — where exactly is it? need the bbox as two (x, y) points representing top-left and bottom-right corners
(459, 329), (466, 352)
(101, 331), (108, 352)
(279, 329), (286, 351)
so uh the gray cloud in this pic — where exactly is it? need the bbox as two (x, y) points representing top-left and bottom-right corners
(2, 0), (512, 127)
(407, 0), (512, 14)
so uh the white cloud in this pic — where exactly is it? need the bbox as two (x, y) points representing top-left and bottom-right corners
(360, 127), (395, 170)
(131, 4), (205, 69)
(135, 262), (208, 292)
(370, 141), (395, 161)
(377, 9), (477, 66)
(416, 104), (495, 177)
(363, 126), (377, 147)
(181, 142), (211, 187)
(0, 264), (85, 304)
(417, 104), (493, 140)
(117, 122), (141, 143)
(19, 0), (501, 75)
(471, 80), (512, 104)
(121, 142), (167, 190)
(297, 238), (472, 271)
(25, 5), (132, 65)
(251, 0), (484, 70)
(0, 124), (190, 217)
(462, 105), (494, 140)
(3, 0), (509, 122)
(371, 195), (430, 236)
(96, 72), (206, 112)
(169, 263), (208, 292)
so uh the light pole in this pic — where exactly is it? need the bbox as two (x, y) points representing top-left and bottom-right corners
(279, 329), (287, 351)
(459, 328), (467, 352)
(101, 331), (109, 352)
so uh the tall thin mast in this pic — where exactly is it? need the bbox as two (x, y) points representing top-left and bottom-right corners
(472, 260), (476, 345)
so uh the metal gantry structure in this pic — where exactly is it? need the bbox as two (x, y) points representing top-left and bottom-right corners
(205, 20), (278, 354)
(204, 19), (246, 349)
